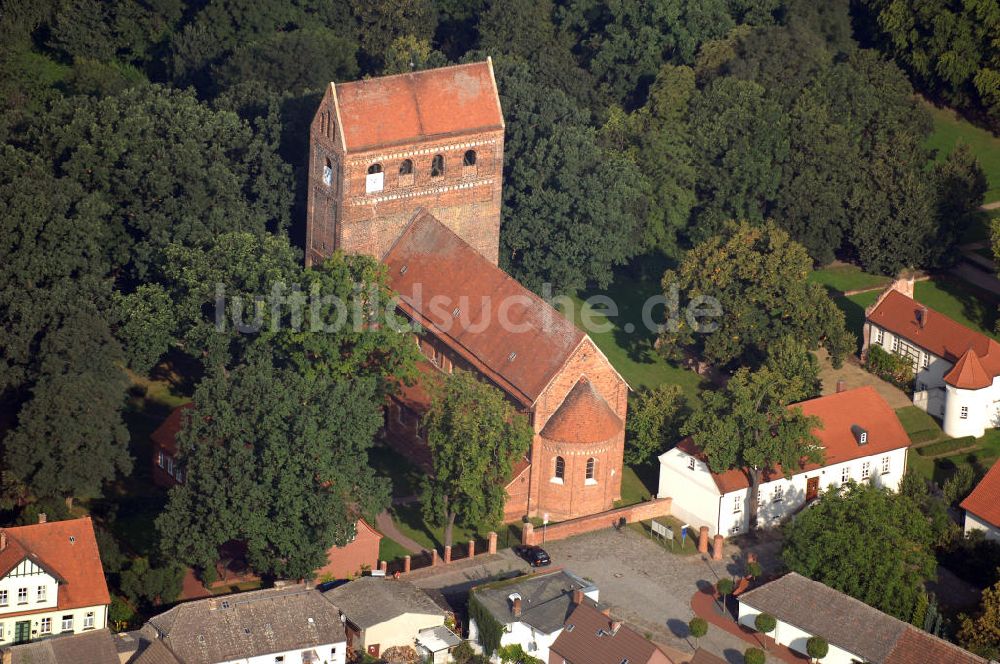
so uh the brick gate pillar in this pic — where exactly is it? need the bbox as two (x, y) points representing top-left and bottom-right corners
(712, 535), (724, 561)
(443, 545), (452, 564)
(523, 523), (534, 546)
(403, 556), (411, 573)
(431, 549), (439, 566)
(488, 531), (498, 554)
(698, 526), (710, 554)
(468, 540), (475, 559)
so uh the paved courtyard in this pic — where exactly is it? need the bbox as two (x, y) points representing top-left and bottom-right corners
(410, 526), (784, 664)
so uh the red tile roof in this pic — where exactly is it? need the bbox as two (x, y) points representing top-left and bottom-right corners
(886, 624), (987, 664)
(677, 386), (909, 493)
(960, 460), (1000, 528)
(541, 377), (622, 443)
(944, 348), (993, 389)
(150, 402), (195, 456)
(384, 210), (586, 406)
(0, 517), (110, 614)
(550, 601), (671, 664)
(868, 290), (1000, 384)
(333, 61), (504, 152)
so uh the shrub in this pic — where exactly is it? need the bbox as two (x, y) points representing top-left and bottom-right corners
(747, 561), (763, 578)
(915, 436), (977, 457)
(942, 465), (977, 504)
(807, 636), (829, 660)
(755, 612), (777, 635)
(865, 345), (914, 388)
(108, 596), (136, 631)
(452, 641), (475, 664)
(744, 647), (766, 664)
(688, 617), (708, 639)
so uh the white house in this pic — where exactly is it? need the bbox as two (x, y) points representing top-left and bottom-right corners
(737, 573), (986, 664)
(136, 586), (347, 664)
(658, 386), (910, 537)
(865, 277), (1000, 438)
(961, 460), (1000, 541)
(468, 570), (597, 663)
(0, 517), (109, 647)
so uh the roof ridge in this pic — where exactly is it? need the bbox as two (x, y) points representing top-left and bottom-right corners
(334, 60), (490, 88)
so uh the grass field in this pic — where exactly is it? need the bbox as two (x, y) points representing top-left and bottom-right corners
(909, 429), (1000, 485)
(566, 272), (707, 400)
(615, 464), (657, 507)
(629, 516), (700, 556)
(925, 102), (1000, 202)
(808, 264), (890, 294)
(388, 503), (521, 551)
(896, 406), (946, 445)
(377, 536), (412, 563)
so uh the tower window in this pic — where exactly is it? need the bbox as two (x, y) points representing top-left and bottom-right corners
(366, 163), (384, 193)
(323, 158), (333, 186)
(554, 456), (565, 481)
(463, 149), (477, 166)
(585, 457), (596, 482)
(431, 154), (445, 177)
(399, 159), (413, 175)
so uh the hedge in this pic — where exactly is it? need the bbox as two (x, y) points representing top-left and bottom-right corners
(915, 436), (978, 457)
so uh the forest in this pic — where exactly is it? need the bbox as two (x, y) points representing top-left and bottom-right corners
(0, 0), (996, 639)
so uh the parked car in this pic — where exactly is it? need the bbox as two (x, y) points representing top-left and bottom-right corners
(514, 545), (551, 567)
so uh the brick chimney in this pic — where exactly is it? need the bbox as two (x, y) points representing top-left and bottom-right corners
(571, 589), (584, 606)
(38, 513), (47, 524)
(512, 597), (522, 618)
(600, 606), (611, 617)
(917, 305), (928, 328)
(610, 621), (622, 635)
(836, 380), (846, 394)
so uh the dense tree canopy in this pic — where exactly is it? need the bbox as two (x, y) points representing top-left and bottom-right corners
(783, 482), (937, 620)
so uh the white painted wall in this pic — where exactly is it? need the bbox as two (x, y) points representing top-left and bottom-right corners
(737, 603), (863, 664)
(964, 511), (1000, 542)
(219, 641), (346, 664)
(0, 603), (107, 645)
(362, 612), (445, 654)
(662, 445), (908, 536)
(0, 562), (59, 616)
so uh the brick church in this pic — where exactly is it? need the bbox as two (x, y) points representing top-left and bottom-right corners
(306, 60), (628, 522)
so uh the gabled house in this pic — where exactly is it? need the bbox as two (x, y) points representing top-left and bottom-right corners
(0, 628), (119, 664)
(864, 277), (1000, 437)
(658, 386), (910, 536)
(737, 573), (986, 664)
(134, 586), (346, 664)
(960, 460), (1000, 541)
(150, 405), (380, 580)
(0, 517), (110, 646)
(468, 570), (597, 663)
(548, 600), (671, 664)
(320, 576), (446, 660)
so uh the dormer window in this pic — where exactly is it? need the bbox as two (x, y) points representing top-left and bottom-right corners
(851, 424), (868, 446)
(323, 158), (333, 186)
(431, 154), (445, 177)
(366, 163), (384, 193)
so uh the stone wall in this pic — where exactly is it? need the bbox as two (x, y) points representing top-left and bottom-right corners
(521, 498), (672, 546)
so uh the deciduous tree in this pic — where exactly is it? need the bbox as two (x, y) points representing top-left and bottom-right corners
(625, 384), (689, 465)
(958, 575), (1000, 660)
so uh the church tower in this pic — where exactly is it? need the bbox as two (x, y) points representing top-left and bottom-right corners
(305, 59), (505, 267)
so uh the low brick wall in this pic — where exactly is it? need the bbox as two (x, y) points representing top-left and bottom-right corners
(521, 498), (672, 546)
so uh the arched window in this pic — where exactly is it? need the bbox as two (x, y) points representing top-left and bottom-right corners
(463, 149), (477, 166)
(431, 154), (445, 177)
(399, 159), (413, 175)
(366, 163), (384, 193)
(323, 158), (333, 186)
(554, 456), (565, 481)
(586, 458), (596, 480)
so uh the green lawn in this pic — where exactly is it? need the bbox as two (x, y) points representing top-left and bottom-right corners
(925, 102), (1000, 202)
(629, 516), (700, 556)
(388, 503), (521, 551)
(896, 406), (946, 445)
(909, 430), (1000, 486)
(565, 272), (707, 400)
(913, 277), (999, 340)
(808, 264), (890, 294)
(615, 464), (657, 507)
(377, 536), (412, 564)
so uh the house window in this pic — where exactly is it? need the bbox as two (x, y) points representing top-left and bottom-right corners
(176, 467), (185, 483)
(841, 466), (850, 483)
(687, 456), (696, 471)
(431, 154), (445, 177)
(554, 456), (565, 482)
(586, 458), (596, 481)
(961, 406), (969, 420)
(861, 461), (871, 480)
(922, 353), (929, 369)
(366, 163), (384, 193)
(83, 612), (94, 629)
(40, 618), (51, 634)
(37, 585), (46, 602)
(730, 522), (742, 535)
(876, 328), (884, 344)
(275, 657), (285, 663)
(892, 337), (899, 352)
(881, 456), (890, 475)
(17, 588), (27, 604)
(0, 590), (7, 606)
(323, 158), (333, 186)
(897, 340), (920, 366)
(157, 450), (166, 469)
(0, 624), (4, 640)
(860, 431), (868, 445)
(166, 455), (175, 477)
(772, 486), (784, 503)
(399, 159), (413, 175)
(463, 149), (477, 166)
(61, 615), (73, 632)
(733, 494), (742, 513)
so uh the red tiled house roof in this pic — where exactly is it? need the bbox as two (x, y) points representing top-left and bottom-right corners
(960, 460), (1000, 528)
(332, 61), (504, 152)
(867, 289), (1000, 389)
(677, 386), (909, 493)
(150, 402), (195, 457)
(383, 209), (587, 407)
(550, 601), (671, 664)
(0, 517), (109, 616)
(541, 377), (623, 444)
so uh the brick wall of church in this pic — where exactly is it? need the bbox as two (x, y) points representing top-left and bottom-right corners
(306, 90), (503, 267)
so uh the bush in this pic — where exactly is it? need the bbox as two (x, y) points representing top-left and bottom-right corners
(744, 647), (766, 664)
(865, 345), (914, 388)
(942, 465), (977, 504)
(452, 641), (476, 664)
(807, 636), (829, 659)
(120, 557), (185, 608)
(688, 617), (708, 639)
(108, 596), (136, 631)
(915, 436), (977, 457)
(754, 612), (777, 635)
(717, 578), (735, 596)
